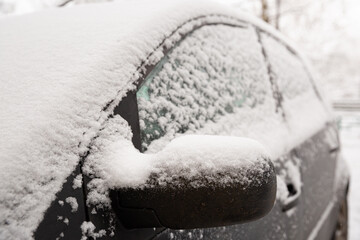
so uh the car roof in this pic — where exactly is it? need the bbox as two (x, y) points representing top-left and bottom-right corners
(0, 0), (300, 238)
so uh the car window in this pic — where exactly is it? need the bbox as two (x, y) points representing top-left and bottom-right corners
(137, 25), (276, 151)
(260, 33), (316, 101)
(260, 33), (329, 131)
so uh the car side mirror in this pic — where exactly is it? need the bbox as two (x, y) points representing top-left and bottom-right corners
(110, 135), (276, 229)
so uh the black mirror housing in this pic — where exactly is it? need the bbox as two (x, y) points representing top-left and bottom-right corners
(111, 160), (276, 229)
(109, 135), (277, 229)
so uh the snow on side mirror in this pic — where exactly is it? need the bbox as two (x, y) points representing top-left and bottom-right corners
(109, 135), (277, 229)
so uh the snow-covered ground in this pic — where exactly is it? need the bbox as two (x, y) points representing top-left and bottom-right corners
(338, 111), (360, 240)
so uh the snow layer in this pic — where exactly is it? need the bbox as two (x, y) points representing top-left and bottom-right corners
(0, 0), (331, 238)
(93, 134), (272, 189)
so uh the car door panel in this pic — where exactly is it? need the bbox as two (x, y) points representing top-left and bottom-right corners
(295, 123), (338, 239)
(135, 24), (291, 239)
(260, 31), (335, 238)
(34, 165), (86, 240)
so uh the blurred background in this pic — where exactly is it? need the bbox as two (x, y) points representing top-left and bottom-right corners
(1, 0), (359, 239)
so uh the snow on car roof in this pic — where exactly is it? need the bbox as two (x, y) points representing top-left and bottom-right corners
(0, 0), (304, 238)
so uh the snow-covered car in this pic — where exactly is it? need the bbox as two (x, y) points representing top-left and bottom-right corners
(0, 0), (350, 239)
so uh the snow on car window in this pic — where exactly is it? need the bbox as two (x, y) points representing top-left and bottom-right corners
(135, 23), (327, 160)
(261, 33), (315, 101)
(137, 25), (275, 150)
(261, 33), (329, 148)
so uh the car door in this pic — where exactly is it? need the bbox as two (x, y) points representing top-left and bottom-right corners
(259, 32), (337, 239)
(134, 23), (293, 239)
(82, 20), (332, 240)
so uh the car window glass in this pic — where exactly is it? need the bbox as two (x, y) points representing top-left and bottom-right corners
(137, 25), (277, 151)
(260, 33), (315, 100)
(260, 33), (329, 147)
